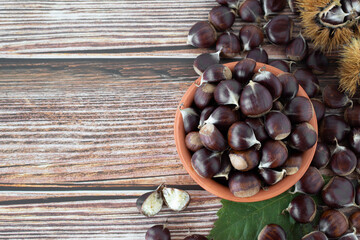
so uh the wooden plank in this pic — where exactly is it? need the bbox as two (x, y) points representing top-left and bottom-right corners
(0, 189), (220, 239)
(0, 0), (303, 58)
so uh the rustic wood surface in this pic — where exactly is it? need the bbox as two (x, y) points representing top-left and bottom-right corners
(0, 0), (345, 239)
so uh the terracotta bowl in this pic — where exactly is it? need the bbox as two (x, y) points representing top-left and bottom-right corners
(174, 61), (318, 202)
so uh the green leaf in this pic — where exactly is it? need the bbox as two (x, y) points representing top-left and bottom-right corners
(209, 192), (316, 240)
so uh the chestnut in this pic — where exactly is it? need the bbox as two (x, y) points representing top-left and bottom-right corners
(200, 64), (232, 86)
(277, 73), (298, 100)
(229, 148), (260, 171)
(269, 60), (291, 73)
(272, 101), (284, 111)
(136, 185), (164, 217)
(198, 106), (215, 129)
(283, 153), (302, 175)
(246, 47), (268, 64)
(240, 81), (273, 117)
(293, 69), (320, 98)
(203, 105), (241, 131)
(322, 176), (355, 208)
(288, 122), (317, 152)
(349, 128), (360, 154)
(183, 234), (208, 240)
(145, 225), (171, 240)
(185, 131), (203, 152)
(345, 104), (360, 127)
(194, 83), (216, 110)
(180, 107), (200, 134)
(162, 186), (190, 212)
(311, 142), (330, 169)
(330, 141), (357, 176)
(233, 58), (256, 85)
(285, 33), (308, 61)
(199, 123), (228, 152)
(257, 224), (286, 240)
(284, 194), (316, 223)
(338, 231), (357, 240)
(306, 50), (329, 75)
(209, 6), (236, 31)
(292, 166), (324, 195)
(245, 117), (269, 142)
(356, 185), (360, 205)
(349, 211), (360, 233)
(301, 231), (328, 240)
(264, 111), (291, 140)
(319, 209), (349, 238)
(193, 51), (220, 75)
(191, 148), (222, 178)
(213, 152), (232, 179)
(216, 32), (242, 58)
(228, 171), (261, 197)
(283, 96), (313, 124)
(214, 79), (242, 109)
(252, 70), (282, 100)
(239, 25), (264, 51)
(228, 121), (261, 150)
(322, 85), (352, 109)
(311, 98), (325, 122)
(238, 0), (264, 22)
(259, 168), (286, 185)
(264, 15), (293, 45)
(187, 21), (217, 48)
(259, 140), (288, 168)
(320, 115), (350, 144)
(262, 0), (287, 18)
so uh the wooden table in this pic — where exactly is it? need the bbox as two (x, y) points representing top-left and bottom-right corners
(0, 1), (339, 239)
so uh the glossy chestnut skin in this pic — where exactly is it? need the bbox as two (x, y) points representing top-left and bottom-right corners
(185, 131), (203, 152)
(180, 107), (200, 134)
(283, 96), (313, 124)
(233, 58), (256, 85)
(214, 79), (242, 109)
(229, 148), (260, 171)
(239, 25), (264, 51)
(203, 105), (241, 132)
(194, 83), (216, 110)
(286, 194), (316, 223)
(311, 99), (325, 122)
(356, 185), (360, 205)
(209, 6), (236, 31)
(320, 115), (350, 144)
(322, 85), (352, 109)
(201, 64), (233, 85)
(262, 0), (287, 17)
(269, 60), (290, 72)
(306, 50), (329, 75)
(228, 171), (261, 197)
(213, 152), (232, 179)
(330, 143), (357, 176)
(258, 168), (286, 185)
(145, 225), (171, 240)
(183, 234), (207, 240)
(286, 34), (308, 61)
(187, 21), (217, 48)
(259, 140), (288, 168)
(272, 101), (284, 111)
(345, 104), (360, 127)
(257, 224), (286, 240)
(198, 106), (215, 129)
(191, 148), (221, 178)
(301, 231), (328, 240)
(349, 128), (360, 154)
(293, 69), (320, 98)
(319, 209), (349, 238)
(245, 117), (269, 142)
(311, 142), (330, 169)
(338, 232), (357, 240)
(277, 73), (298, 100)
(265, 15), (293, 45)
(193, 52), (220, 75)
(216, 0), (238, 8)
(246, 47), (268, 64)
(293, 166), (324, 195)
(199, 123), (228, 151)
(264, 111), (291, 140)
(349, 211), (360, 233)
(289, 122), (317, 152)
(216, 32), (242, 58)
(252, 70), (282, 100)
(240, 81), (273, 117)
(238, 0), (264, 22)
(228, 121), (261, 150)
(321, 176), (355, 208)
(283, 153), (302, 175)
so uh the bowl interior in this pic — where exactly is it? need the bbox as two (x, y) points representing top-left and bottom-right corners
(174, 62), (318, 202)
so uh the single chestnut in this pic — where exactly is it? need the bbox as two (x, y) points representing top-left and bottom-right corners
(203, 105), (241, 132)
(213, 152), (232, 179)
(238, 0), (264, 22)
(246, 47), (268, 64)
(269, 60), (291, 73)
(320, 115), (350, 144)
(265, 15), (293, 45)
(262, 0), (287, 18)
(145, 225), (171, 240)
(183, 234), (208, 240)
(191, 148), (222, 178)
(228, 171), (261, 197)
(285, 33), (308, 61)
(185, 131), (203, 152)
(330, 140), (357, 176)
(257, 224), (286, 240)
(293, 69), (320, 98)
(214, 79), (242, 109)
(259, 140), (288, 168)
(349, 211), (360, 233)
(209, 6), (236, 31)
(306, 50), (329, 75)
(245, 117), (269, 142)
(319, 209), (349, 238)
(180, 107), (200, 134)
(136, 185), (164, 217)
(284, 194), (316, 223)
(264, 111), (291, 140)
(233, 58), (256, 85)
(193, 51), (220, 75)
(322, 176), (355, 208)
(194, 83), (216, 110)
(199, 123), (228, 151)
(200, 64), (232, 86)
(162, 186), (190, 212)
(283, 96), (313, 124)
(216, 32), (242, 58)
(311, 99), (325, 122)
(345, 104), (360, 127)
(187, 21), (217, 48)
(311, 142), (330, 169)
(252, 70), (282, 100)
(277, 73), (298, 100)
(198, 106), (215, 129)
(349, 128), (360, 154)
(283, 153), (302, 175)
(291, 166), (324, 195)
(239, 25), (264, 51)
(288, 122), (317, 152)
(301, 231), (328, 240)
(240, 80), (273, 117)
(259, 168), (286, 185)
(322, 85), (352, 109)
(229, 148), (260, 171)
(216, 0), (239, 9)
(338, 231), (357, 240)
(228, 121), (261, 150)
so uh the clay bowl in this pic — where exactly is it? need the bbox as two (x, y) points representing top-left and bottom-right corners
(174, 61), (318, 202)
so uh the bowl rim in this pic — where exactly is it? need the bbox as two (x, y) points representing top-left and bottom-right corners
(174, 61), (318, 202)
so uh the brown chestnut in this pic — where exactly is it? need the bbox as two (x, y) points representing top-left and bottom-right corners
(311, 98), (325, 122)
(193, 51), (220, 75)
(145, 225), (171, 240)
(183, 234), (208, 240)
(228, 121), (261, 150)
(283, 153), (302, 175)
(259, 140), (288, 168)
(264, 111), (291, 140)
(216, 32), (242, 58)
(199, 123), (228, 151)
(262, 0), (287, 18)
(349, 128), (360, 154)
(319, 209), (349, 238)
(194, 83), (216, 110)
(233, 58), (256, 85)
(238, 0), (264, 22)
(272, 101), (284, 111)
(246, 47), (268, 64)
(228, 171), (261, 197)
(311, 142), (330, 169)
(306, 50), (329, 75)
(198, 106), (215, 129)
(277, 72), (298, 100)
(349, 211), (360, 233)
(259, 168), (286, 185)
(322, 176), (355, 208)
(180, 107), (200, 134)
(245, 117), (269, 142)
(283, 96), (313, 124)
(338, 231), (357, 240)
(185, 131), (203, 152)
(214, 79), (242, 109)
(239, 25), (264, 51)
(264, 15), (293, 45)
(292, 166), (324, 195)
(285, 33), (308, 61)
(203, 105), (241, 131)
(209, 6), (236, 31)
(269, 60), (291, 73)
(330, 140), (357, 176)
(322, 85), (352, 109)
(213, 152), (232, 179)
(191, 148), (222, 178)
(187, 21), (217, 48)
(293, 68), (320, 98)
(229, 148), (260, 171)
(284, 194), (316, 223)
(345, 104), (360, 127)
(320, 115), (350, 144)
(200, 64), (232, 86)
(289, 122), (317, 152)
(257, 224), (286, 240)
(252, 70), (282, 100)
(301, 231), (328, 240)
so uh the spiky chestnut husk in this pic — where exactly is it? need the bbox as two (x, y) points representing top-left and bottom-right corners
(339, 38), (360, 97)
(297, 0), (360, 53)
